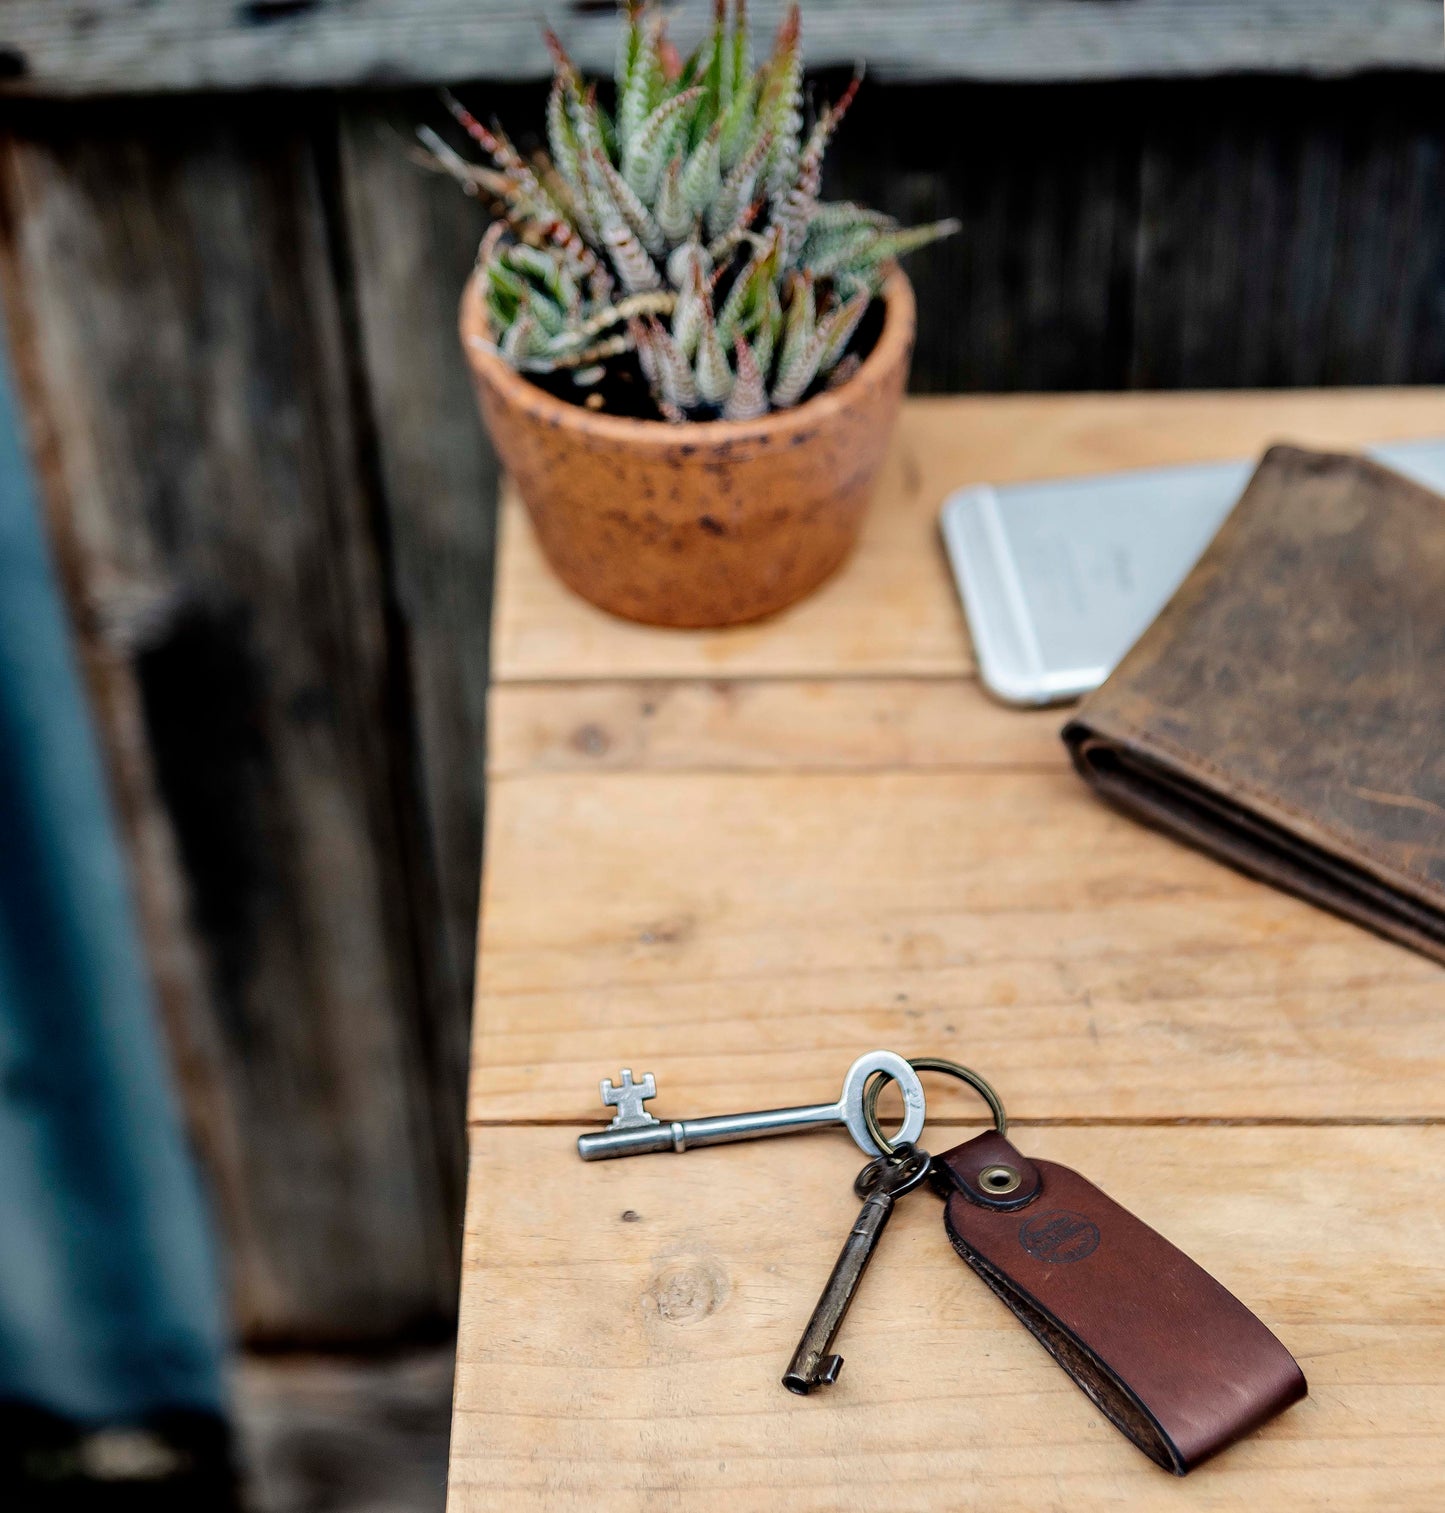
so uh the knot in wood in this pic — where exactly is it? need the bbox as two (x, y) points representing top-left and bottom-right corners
(644, 1258), (727, 1326)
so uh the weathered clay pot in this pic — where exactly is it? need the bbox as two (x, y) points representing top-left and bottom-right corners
(460, 268), (915, 627)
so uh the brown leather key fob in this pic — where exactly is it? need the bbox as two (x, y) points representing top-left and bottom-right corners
(862, 1060), (1307, 1473)
(934, 1129), (1307, 1474)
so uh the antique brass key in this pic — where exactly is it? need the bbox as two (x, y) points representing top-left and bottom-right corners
(782, 1141), (932, 1394)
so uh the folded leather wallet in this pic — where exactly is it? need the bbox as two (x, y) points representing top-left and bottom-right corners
(1063, 444), (1445, 965)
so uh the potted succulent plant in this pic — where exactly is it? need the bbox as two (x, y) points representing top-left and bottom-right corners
(436, 0), (956, 627)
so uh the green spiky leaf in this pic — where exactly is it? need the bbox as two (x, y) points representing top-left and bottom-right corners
(446, 1), (956, 422)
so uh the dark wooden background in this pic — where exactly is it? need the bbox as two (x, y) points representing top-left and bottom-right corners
(1, 2), (1442, 1352)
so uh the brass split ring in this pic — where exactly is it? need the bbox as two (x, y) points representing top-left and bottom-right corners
(862, 1056), (1008, 1155)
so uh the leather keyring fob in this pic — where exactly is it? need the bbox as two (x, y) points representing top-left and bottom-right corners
(936, 1131), (1307, 1474)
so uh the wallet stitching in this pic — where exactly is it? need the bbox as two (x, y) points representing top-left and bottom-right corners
(1093, 710), (1443, 898)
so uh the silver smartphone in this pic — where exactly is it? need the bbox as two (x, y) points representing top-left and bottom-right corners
(941, 437), (1445, 707)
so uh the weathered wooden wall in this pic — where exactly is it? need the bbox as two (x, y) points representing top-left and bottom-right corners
(0, 91), (496, 1343)
(0, 62), (1442, 1345)
(835, 73), (1445, 391)
(0, 0), (1438, 92)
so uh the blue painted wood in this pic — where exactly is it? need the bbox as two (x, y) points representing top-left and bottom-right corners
(0, 310), (227, 1423)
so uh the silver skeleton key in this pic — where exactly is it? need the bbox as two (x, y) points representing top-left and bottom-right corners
(782, 1142), (933, 1394)
(576, 1051), (926, 1161)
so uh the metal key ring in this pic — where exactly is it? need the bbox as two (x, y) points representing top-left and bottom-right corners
(854, 1141), (933, 1199)
(863, 1057), (1008, 1155)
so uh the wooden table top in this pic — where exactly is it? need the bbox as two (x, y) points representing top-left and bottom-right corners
(450, 391), (1445, 1512)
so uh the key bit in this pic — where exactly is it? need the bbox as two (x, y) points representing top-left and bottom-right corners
(782, 1143), (932, 1395)
(600, 1069), (658, 1129)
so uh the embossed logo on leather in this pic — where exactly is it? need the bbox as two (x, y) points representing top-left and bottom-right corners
(1019, 1209), (1100, 1264)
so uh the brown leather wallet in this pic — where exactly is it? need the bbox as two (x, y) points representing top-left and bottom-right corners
(937, 1131), (1306, 1473)
(1063, 445), (1445, 964)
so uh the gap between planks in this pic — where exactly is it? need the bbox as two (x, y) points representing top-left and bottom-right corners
(494, 673), (993, 686)
(468, 767), (1445, 1124)
(467, 1116), (1445, 1129)
(491, 391), (1445, 685)
(487, 676), (1070, 775)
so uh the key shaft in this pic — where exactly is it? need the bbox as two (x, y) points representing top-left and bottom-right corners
(576, 1051), (926, 1161)
(578, 1100), (842, 1159)
(782, 1145), (932, 1394)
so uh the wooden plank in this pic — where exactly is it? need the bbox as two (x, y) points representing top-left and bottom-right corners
(1129, 79), (1445, 388)
(490, 460), (971, 682)
(0, 1), (1439, 96)
(0, 96), (459, 1342)
(488, 680), (1068, 776)
(829, 73), (1138, 394)
(469, 770), (1445, 1124)
(493, 391), (1445, 683)
(337, 96), (500, 1126)
(830, 74), (1445, 395)
(0, 131), (257, 1325)
(449, 1124), (1445, 1512)
(239, 1346), (453, 1512)
(461, 386), (1445, 1506)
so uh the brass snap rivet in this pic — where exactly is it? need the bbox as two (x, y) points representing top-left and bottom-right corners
(978, 1164), (1021, 1196)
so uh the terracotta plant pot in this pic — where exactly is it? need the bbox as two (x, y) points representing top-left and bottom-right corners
(460, 269), (916, 627)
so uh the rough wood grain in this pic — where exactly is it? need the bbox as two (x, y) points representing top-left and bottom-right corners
(469, 768), (1445, 1125)
(458, 390), (1445, 1509)
(489, 679), (1068, 776)
(449, 1125), (1445, 1512)
(492, 391), (1445, 683)
(830, 75), (1445, 395)
(0, 97), (459, 1342)
(1125, 79), (1445, 389)
(0, 1), (1438, 96)
(830, 74), (1138, 395)
(239, 1347), (452, 1513)
(337, 96), (501, 1153)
